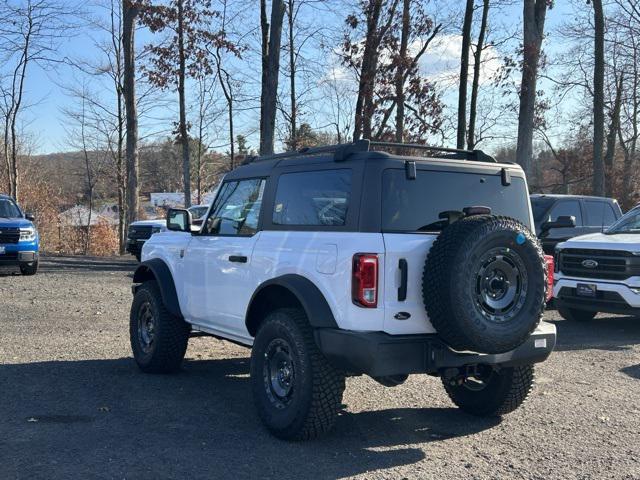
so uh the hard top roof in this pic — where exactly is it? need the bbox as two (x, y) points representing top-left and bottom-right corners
(225, 140), (521, 181)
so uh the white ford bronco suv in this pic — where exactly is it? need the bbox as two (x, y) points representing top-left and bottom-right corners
(129, 140), (556, 440)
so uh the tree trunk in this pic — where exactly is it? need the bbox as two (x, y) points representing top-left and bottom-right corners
(177, 0), (191, 207)
(288, 0), (297, 150)
(592, 0), (605, 196)
(467, 0), (489, 150)
(394, 0), (410, 145)
(456, 0), (474, 149)
(604, 72), (623, 198)
(353, 0), (383, 141)
(260, 0), (285, 155)
(260, 0), (269, 149)
(515, 0), (548, 178)
(123, 0), (139, 228)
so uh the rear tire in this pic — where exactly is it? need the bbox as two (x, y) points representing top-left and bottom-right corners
(250, 308), (345, 440)
(558, 307), (597, 322)
(130, 280), (190, 373)
(442, 364), (535, 416)
(20, 261), (38, 276)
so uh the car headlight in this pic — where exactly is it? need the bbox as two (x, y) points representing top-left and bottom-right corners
(19, 227), (36, 241)
(151, 226), (163, 234)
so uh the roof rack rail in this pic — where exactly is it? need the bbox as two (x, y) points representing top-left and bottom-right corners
(244, 139), (495, 164)
(248, 139), (370, 164)
(368, 141), (496, 163)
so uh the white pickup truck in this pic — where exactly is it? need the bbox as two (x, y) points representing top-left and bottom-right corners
(554, 205), (640, 321)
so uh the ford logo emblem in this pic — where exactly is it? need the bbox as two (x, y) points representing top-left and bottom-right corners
(582, 259), (599, 269)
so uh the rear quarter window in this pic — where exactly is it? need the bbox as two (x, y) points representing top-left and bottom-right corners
(272, 169), (352, 226)
(382, 169), (532, 232)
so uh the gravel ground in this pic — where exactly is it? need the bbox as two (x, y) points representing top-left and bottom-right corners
(1, 255), (640, 480)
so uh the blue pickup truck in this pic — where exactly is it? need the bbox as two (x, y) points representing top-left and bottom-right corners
(0, 194), (39, 275)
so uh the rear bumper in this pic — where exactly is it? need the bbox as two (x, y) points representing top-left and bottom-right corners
(314, 322), (556, 377)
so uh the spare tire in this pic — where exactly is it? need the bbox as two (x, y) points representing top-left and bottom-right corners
(422, 215), (546, 354)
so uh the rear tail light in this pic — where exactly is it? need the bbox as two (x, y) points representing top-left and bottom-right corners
(352, 254), (378, 308)
(544, 255), (554, 302)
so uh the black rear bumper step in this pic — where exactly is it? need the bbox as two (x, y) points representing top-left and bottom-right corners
(314, 322), (556, 377)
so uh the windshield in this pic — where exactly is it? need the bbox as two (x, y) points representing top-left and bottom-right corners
(606, 208), (640, 234)
(0, 198), (22, 218)
(530, 197), (555, 223)
(382, 169), (532, 232)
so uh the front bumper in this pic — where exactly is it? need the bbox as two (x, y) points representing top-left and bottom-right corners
(554, 276), (640, 315)
(314, 322), (556, 377)
(126, 239), (146, 255)
(0, 240), (38, 266)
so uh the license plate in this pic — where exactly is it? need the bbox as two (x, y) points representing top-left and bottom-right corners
(576, 283), (597, 298)
(0, 246), (4, 254)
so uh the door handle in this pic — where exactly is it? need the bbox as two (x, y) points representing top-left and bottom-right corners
(228, 255), (248, 263)
(398, 259), (408, 301)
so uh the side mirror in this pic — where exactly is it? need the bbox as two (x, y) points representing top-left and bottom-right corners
(25, 213), (35, 222)
(541, 215), (576, 233)
(166, 208), (192, 232)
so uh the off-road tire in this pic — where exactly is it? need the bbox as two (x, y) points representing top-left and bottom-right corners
(558, 307), (597, 322)
(19, 261), (38, 276)
(423, 215), (546, 354)
(442, 364), (535, 416)
(250, 308), (345, 441)
(130, 280), (190, 373)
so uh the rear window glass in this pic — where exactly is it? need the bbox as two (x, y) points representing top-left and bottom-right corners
(273, 169), (351, 226)
(531, 197), (554, 222)
(382, 169), (532, 232)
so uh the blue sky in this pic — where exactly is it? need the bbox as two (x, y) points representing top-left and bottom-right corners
(17, 0), (578, 155)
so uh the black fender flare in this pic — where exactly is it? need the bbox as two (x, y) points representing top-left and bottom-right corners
(132, 258), (182, 318)
(245, 274), (338, 336)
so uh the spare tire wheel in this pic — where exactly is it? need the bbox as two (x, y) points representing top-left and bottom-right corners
(422, 215), (546, 354)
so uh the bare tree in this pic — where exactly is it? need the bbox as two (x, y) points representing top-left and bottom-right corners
(123, 0), (139, 226)
(604, 72), (623, 197)
(467, 0), (490, 150)
(347, 0), (400, 141)
(61, 86), (111, 254)
(259, 0), (285, 155)
(516, 0), (549, 177)
(0, 0), (74, 202)
(592, 0), (605, 195)
(457, 0), (474, 149)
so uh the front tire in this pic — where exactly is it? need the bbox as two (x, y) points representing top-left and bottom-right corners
(130, 280), (190, 373)
(558, 307), (597, 322)
(442, 364), (535, 416)
(250, 308), (345, 441)
(20, 261), (38, 276)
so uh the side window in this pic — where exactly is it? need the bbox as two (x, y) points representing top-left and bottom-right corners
(603, 204), (618, 226)
(272, 170), (352, 227)
(584, 200), (604, 226)
(549, 200), (582, 226)
(204, 179), (265, 236)
(584, 200), (618, 227)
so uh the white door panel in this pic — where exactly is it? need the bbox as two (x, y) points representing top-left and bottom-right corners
(184, 233), (262, 335)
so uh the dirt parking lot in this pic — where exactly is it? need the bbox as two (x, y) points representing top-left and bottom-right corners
(1, 255), (640, 479)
